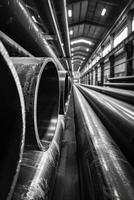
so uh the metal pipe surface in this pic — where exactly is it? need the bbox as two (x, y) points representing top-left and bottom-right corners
(0, 31), (33, 57)
(0, 42), (25, 200)
(73, 85), (134, 200)
(81, 84), (134, 105)
(12, 115), (64, 200)
(77, 84), (134, 167)
(58, 71), (69, 114)
(104, 82), (134, 90)
(4, 0), (65, 71)
(11, 57), (59, 150)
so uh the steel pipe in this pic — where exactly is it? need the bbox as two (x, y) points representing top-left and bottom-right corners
(59, 71), (69, 114)
(81, 84), (134, 105)
(0, 42), (25, 200)
(0, 31), (33, 57)
(104, 82), (134, 90)
(3, 0), (65, 71)
(107, 75), (134, 83)
(11, 57), (59, 150)
(12, 115), (64, 200)
(77, 84), (134, 167)
(73, 85), (134, 200)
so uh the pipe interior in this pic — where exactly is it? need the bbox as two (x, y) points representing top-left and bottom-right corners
(0, 54), (24, 199)
(37, 61), (59, 147)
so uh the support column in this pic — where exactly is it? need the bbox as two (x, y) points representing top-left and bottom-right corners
(109, 54), (115, 78)
(95, 66), (98, 85)
(100, 60), (104, 86)
(125, 42), (133, 75)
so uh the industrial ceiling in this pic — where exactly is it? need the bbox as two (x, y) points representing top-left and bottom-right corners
(0, 0), (130, 72)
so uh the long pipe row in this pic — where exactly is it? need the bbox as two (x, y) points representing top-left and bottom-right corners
(73, 85), (134, 200)
(81, 84), (134, 105)
(77, 84), (134, 167)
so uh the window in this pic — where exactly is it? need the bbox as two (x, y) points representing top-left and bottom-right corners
(102, 43), (111, 57)
(113, 27), (128, 47)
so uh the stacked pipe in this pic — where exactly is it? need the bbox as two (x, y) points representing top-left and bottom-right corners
(0, 41), (25, 200)
(104, 75), (134, 90)
(76, 84), (134, 168)
(0, 38), (70, 199)
(2, 0), (65, 71)
(73, 85), (134, 200)
(81, 84), (134, 105)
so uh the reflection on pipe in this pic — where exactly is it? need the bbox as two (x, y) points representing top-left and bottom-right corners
(11, 57), (59, 150)
(81, 84), (134, 105)
(0, 42), (25, 200)
(0, 31), (33, 57)
(77, 84), (134, 167)
(12, 115), (64, 200)
(4, 0), (65, 71)
(73, 85), (134, 200)
(104, 82), (134, 90)
(58, 71), (68, 114)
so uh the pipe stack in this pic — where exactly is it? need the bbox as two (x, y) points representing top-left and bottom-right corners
(73, 85), (134, 200)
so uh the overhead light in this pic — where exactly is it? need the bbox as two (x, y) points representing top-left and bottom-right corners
(71, 39), (93, 45)
(70, 30), (73, 35)
(86, 48), (89, 52)
(61, 43), (64, 47)
(71, 48), (74, 51)
(32, 15), (37, 23)
(72, 53), (74, 56)
(101, 8), (106, 16)
(82, 57), (85, 60)
(68, 9), (72, 17)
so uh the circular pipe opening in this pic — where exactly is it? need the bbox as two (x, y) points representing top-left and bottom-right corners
(0, 46), (25, 199)
(35, 61), (59, 149)
(64, 73), (69, 104)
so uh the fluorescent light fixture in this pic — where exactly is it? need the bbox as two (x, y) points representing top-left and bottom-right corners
(86, 48), (89, 52)
(68, 9), (72, 17)
(82, 57), (85, 60)
(71, 39), (93, 45)
(101, 8), (106, 16)
(71, 48), (74, 51)
(72, 53), (74, 56)
(70, 30), (73, 35)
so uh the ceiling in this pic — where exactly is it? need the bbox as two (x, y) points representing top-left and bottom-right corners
(66, 0), (130, 72)
(0, 0), (130, 72)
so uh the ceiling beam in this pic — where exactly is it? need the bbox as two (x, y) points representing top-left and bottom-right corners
(69, 20), (108, 28)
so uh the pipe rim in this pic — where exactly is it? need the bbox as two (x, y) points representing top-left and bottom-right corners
(34, 58), (59, 150)
(0, 41), (25, 200)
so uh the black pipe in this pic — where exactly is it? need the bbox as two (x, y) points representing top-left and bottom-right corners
(104, 82), (134, 90)
(73, 85), (134, 200)
(0, 42), (25, 200)
(11, 57), (59, 150)
(0, 31), (33, 57)
(107, 75), (134, 83)
(12, 115), (64, 200)
(77, 84), (134, 167)
(81, 84), (134, 105)
(59, 71), (69, 114)
(3, 0), (65, 71)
